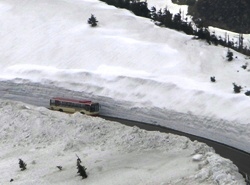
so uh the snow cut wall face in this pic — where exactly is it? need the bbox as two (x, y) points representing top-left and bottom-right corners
(1, 0), (250, 127)
(0, 100), (246, 185)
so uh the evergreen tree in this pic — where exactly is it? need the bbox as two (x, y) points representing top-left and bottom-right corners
(195, 27), (211, 44)
(173, 11), (182, 30)
(233, 83), (242, 93)
(226, 49), (234, 61)
(181, 22), (194, 35)
(76, 155), (87, 179)
(162, 8), (173, 28)
(156, 8), (163, 24)
(19, 159), (27, 171)
(194, 18), (204, 29)
(210, 32), (219, 45)
(238, 33), (244, 50)
(130, 1), (150, 18)
(150, 6), (157, 21)
(121, 0), (130, 9)
(204, 28), (211, 44)
(210, 76), (216, 82)
(77, 164), (88, 179)
(88, 14), (98, 27)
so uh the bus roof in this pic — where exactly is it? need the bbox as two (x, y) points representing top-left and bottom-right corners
(51, 97), (93, 104)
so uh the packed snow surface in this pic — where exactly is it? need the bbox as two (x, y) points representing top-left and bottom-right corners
(0, 100), (245, 184)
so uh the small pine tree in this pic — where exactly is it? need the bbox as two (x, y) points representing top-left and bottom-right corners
(19, 159), (27, 171)
(76, 155), (87, 179)
(210, 76), (216, 82)
(226, 49), (234, 61)
(77, 164), (88, 179)
(88, 14), (98, 27)
(233, 83), (242, 93)
(150, 6), (157, 21)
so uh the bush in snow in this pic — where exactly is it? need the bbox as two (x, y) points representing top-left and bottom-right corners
(241, 63), (248, 70)
(245, 91), (250, 96)
(88, 14), (98, 27)
(233, 83), (242, 93)
(56, 166), (63, 171)
(19, 159), (27, 171)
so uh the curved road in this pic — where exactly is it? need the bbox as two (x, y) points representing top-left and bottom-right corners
(101, 116), (250, 178)
(0, 80), (249, 182)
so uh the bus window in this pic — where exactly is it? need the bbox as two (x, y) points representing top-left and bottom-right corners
(90, 105), (95, 112)
(55, 100), (61, 106)
(85, 105), (90, 111)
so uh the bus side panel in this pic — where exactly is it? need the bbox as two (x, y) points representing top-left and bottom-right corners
(50, 105), (76, 113)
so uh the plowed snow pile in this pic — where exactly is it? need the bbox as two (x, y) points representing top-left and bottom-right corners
(0, 100), (245, 184)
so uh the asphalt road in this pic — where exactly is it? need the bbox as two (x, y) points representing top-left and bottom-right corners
(0, 80), (249, 182)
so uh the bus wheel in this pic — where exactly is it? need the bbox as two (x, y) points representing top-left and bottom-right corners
(59, 109), (63, 112)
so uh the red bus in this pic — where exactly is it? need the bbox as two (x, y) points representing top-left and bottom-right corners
(49, 97), (100, 115)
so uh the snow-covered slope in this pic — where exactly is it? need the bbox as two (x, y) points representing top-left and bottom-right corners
(0, 100), (245, 184)
(0, 0), (250, 153)
(1, 0), (250, 123)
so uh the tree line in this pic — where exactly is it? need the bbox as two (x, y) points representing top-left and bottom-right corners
(98, 0), (250, 56)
